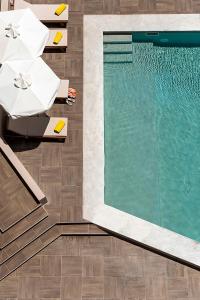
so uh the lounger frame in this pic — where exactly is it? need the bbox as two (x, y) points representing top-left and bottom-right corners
(11, 0), (69, 24)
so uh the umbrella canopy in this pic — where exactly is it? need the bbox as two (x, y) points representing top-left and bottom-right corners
(0, 58), (60, 119)
(0, 8), (49, 62)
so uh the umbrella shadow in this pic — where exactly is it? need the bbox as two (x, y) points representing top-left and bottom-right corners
(5, 137), (41, 153)
(4, 114), (51, 152)
(44, 47), (67, 53)
(0, 106), (7, 138)
(0, 107), (39, 152)
(46, 22), (66, 28)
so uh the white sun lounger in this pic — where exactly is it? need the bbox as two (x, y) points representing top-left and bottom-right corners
(2, 0), (69, 24)
(57, 79), (69, 99)
(7, 116), (68, 139)
(1, 0), (9, 11)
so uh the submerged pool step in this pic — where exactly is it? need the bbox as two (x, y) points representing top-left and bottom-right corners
(103, 34), (132, 44)
(104, 43), (133, 54)
(132, 42), (154, 51)
(104, 53), (133, 63)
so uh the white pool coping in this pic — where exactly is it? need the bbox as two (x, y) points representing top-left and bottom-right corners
(83, 14), (200, 267)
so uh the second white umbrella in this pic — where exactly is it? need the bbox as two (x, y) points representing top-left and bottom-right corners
(0, 57), (60, 119)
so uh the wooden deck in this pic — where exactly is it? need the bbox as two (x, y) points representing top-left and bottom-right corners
(1, 0), (200, 297)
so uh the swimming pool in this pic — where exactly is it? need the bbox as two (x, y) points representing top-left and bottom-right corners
(104, 31), (200, 242)
(84, 15), (200, 267)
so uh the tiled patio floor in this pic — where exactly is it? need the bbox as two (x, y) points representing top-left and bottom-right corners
(0, 152), (39, 231)
(2, 235), (200, 299)
(1, 0), (200, 297)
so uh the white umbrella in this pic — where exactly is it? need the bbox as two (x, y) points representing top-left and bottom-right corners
(0, 8), (49, 62)
(0, 58), (60, 119)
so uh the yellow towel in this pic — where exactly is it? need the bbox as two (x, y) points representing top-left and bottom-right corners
(53, 32), (63, 44)
(54, 120), (66, 133)
(55, 3), (67, 16)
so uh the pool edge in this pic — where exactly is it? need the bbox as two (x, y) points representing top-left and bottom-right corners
(83, 14), (200, 267)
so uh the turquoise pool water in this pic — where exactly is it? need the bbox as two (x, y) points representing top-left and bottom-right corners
(104, 32), (200, 242)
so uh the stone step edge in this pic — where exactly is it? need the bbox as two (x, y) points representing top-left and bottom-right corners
(0, 225), (61, 281)
(0, 207), (48, 249)
(0, 223), (110, 281)
(0, 218), (55, 265)
(60, 223), (110, 235)
(0, 203), (42, 233)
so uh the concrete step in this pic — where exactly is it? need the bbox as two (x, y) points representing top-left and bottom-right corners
(132, 42), (154, 52)
(104, 43), (132, 54)
(61, 223), (110, 235)
(0, 224), (110, 280)
(103, 34), (132, 44)
(0, 225), (61, 281)
(0, 202), (41, 233)
(104, 53), (133, 63)
(0, 223), (111, 280)
(0, 216), (56, 265)
(0, 207), (48, 249)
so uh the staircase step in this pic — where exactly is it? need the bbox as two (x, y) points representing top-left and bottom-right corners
(0, 207), (48, 249)
(0, 149), (42, 232)
(0, 225), (61, 281)
(103, 34), (132, 44)
(60, 223), (109, 235)
(0, 216), (56, 265)
(0, 223), (110, 280)
(0, 202), (41, 233)
(132, 42), (154, 52)
(104, 43), (132, 54)
(104, 53), (133, 63)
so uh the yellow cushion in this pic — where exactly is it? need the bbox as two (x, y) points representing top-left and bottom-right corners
(55, 3), (67, 16)
(54, 120), (66, 133)
(53, 31), (63, 44)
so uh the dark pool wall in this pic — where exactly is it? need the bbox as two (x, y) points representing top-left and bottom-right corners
(133, 31), (200, 46)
